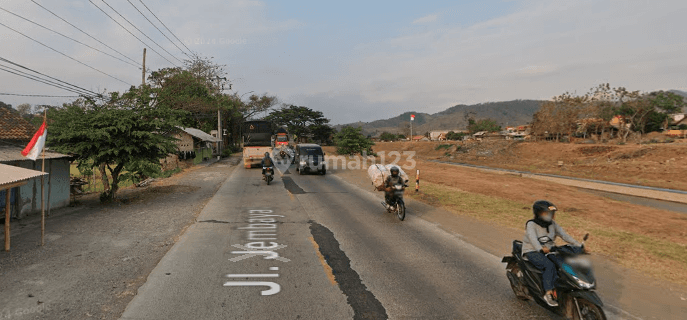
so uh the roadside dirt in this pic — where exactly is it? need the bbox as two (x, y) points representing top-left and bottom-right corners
(367, 140), (687, 191)
(329, 164), (687, 320)
(0, 157), (239, 320)
(322, 145), (687, 284)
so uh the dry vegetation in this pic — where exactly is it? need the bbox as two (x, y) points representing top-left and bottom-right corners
(324, 140), (687, 284)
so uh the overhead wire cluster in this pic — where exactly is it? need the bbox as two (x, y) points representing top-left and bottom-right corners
(0, 0), (195, 99)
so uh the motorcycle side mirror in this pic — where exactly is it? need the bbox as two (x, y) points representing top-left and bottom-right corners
(583, 233), (589, 241)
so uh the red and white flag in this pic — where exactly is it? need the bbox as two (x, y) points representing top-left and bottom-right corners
(410, 114), (415, 121)
(21, 121), (47, 161)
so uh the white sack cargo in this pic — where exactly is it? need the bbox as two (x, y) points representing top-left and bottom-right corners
(384, 164), (410, 184)
(368, 164), (410, 191)
(367, 164), (389, 191)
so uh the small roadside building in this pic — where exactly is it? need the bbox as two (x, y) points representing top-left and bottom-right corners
(1, 163), (48, 251)
(0, 107), (70, 219)
(162, 127), (222, 169)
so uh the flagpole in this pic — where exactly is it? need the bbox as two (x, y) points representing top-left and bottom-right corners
(40, 109), (46, 246)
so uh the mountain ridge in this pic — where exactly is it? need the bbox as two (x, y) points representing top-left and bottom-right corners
(335, 99), (543, 136)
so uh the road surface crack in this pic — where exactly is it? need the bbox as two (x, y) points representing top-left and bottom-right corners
(309, 221), (388, 320)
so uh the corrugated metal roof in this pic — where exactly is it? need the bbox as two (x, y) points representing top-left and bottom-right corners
(0, 163), (47, 186)
(0, 107), (39, 140)
(179, 127), (221, 142)
(0, 142), (69, 163)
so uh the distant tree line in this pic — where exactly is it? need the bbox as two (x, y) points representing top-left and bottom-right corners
(532, 84), (686, 142)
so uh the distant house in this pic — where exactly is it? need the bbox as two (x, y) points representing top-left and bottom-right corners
(0, 107), (70, 219)
(670, 114), (687, 127)
(429, 130), (466, 141)
(412, 135), (429, 142)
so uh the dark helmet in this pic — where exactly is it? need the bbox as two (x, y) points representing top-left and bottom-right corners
(532, 200), (557, 219)
(390, 166), (400, 177)
(265, 152), (270, 157)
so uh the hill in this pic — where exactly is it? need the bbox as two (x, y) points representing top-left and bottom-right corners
(336, 100), (542, 136)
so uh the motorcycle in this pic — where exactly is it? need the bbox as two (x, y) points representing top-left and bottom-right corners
(501, 234), (606, 320)
(382, 183), (406, 221)
(263, 166), (274, 185)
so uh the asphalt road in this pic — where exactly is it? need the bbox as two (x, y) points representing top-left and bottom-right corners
(120, 164), (618, 320)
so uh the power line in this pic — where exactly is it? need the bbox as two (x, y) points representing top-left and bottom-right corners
(0, 57), (102, 97)
(97, 0), (182, 64)
(88, 0), (178, 67)
(137, 0), (194, 57)
(0, 65), (97, 97)
(100, 0), (183, 63)
(0, 22), (132, 86)
(0, 6), (140, 69)
(126, 0), (192, 58)
(30, 0), (141, 67)
(0, 93), (82, 98)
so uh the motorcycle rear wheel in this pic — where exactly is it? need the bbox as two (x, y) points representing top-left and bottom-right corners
(573, 298), (606, 320)
(507, 266), (530, 301)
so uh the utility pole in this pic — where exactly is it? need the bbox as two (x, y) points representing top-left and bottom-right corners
(216, 76), (227, 159)
(142, 48), (146, 85)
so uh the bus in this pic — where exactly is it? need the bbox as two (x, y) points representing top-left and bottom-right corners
(242, 120), (273, 168)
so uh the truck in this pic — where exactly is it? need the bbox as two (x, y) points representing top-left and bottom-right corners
(242, 120), (274, 168)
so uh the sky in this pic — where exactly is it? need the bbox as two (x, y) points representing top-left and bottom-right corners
(1, 0), (686, 124)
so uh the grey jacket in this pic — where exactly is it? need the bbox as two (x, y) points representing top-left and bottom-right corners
(522, 220), (581, 254)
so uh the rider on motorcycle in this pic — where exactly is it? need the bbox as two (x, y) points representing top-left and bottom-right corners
(382, 166), (404, 209)
(261, 152), (274, 179)
(522, 200), (584, 307)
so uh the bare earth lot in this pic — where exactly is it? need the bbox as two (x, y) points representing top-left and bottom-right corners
(324, 142), (687, 285)
(372, 139), (687, 191)
(0, 158), (237, 320)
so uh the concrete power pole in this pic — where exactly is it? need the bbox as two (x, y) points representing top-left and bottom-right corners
(142, 48), (146, 85)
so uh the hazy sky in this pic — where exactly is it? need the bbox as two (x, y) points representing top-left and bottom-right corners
(1, 0), (686, 124)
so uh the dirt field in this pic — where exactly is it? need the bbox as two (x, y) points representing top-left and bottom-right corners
(323, 144), (687, 286)
(368, 139), (687, 191)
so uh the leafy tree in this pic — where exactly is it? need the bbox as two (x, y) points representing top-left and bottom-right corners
(265, 105), (332, 142)
(48, 87), (186, 201)
(379, 132), (397, 141)
(446, 131), (466, 140)
(334, 126), (374, 155)
(467, 118), (501, 133)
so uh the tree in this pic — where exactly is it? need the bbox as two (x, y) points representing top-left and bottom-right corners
(467, 118), (501, 133)
(49, 87), (186, 201)
(265, 105), (331, 142)
(241, 94), (278, 119)
(379, 132), (397, 141)
(446, 131), (466, 140)
(16, 103), (32, 116)
(334, 126), (374, 155)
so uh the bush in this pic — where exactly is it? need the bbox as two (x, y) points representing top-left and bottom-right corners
(435, 144), (452, 150)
